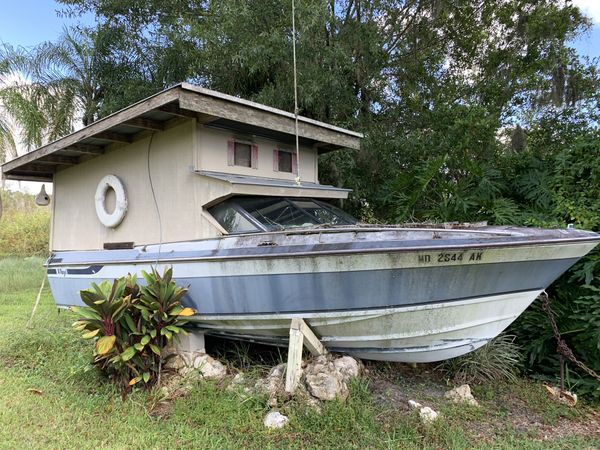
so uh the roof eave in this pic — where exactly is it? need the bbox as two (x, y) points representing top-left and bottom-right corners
(1, 84), (362, 181)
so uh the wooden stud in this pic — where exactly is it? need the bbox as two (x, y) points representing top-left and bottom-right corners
(284, 318), (327, 394)
(3, 173), (53, 182)
(285, 326), (305, 394)
(294, 318), (326, 357)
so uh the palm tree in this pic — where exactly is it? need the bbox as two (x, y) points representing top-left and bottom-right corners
(0, 26), (103, 164)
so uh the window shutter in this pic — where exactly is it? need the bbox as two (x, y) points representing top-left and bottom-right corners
(292, 152), (298, 175)
(251, 144), (259, 169)
(273, 149), (279, 171)
(227, 140), (235, 166)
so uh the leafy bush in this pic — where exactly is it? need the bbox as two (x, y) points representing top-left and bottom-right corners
(0, 190), (50, 257)
(439, 334), (523, 385)
(72, 268), (194, 390)
(0, 209), (50, 257)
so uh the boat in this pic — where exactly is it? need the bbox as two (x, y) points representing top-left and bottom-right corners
(3, 84), (598, 362)
(46, 195), (600, 362)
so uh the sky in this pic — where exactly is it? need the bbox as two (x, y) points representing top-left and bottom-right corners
(0, 0), (94, 48)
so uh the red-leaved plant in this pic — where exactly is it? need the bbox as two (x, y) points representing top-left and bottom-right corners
(72, 267), (194, 390)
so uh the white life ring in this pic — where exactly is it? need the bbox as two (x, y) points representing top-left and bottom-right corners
(95, 174), (127, 228)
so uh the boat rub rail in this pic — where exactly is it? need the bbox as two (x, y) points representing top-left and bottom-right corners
(45, 234), (600, 267)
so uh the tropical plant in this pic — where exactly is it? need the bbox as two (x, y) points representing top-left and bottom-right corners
(439, 334), (523, 385)
(72, 268), (195, 390)
(0, 27), (103, 162)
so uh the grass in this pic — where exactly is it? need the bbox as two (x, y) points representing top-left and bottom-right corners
(1, 258), (599, 449)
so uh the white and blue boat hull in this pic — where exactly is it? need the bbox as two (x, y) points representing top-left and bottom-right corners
(46, 226), (600, 362)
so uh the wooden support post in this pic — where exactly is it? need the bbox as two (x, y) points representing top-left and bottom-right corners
(284, 318), (327, 394)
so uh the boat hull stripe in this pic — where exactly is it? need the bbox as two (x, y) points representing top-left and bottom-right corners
(49, 257), (577, 314)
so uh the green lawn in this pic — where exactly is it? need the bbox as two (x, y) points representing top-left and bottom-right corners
(0, 257), (598, 449)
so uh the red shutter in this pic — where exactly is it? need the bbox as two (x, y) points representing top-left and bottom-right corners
(251, 144), (259, 169)
(292, 152), (298, 175)
(227, 140), (235, 166)
(273, 149), (279, 171)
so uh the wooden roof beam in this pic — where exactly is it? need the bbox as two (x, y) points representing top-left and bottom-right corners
(67, 144), (105, 155)
(3, 173), (53, 182)
(0, 87), (179, 175)
(9, 164), (56, 175)
(124, 117), (165, 131)
(94, 131), (133, 144)
(158, 103), (199, 118)
(36, 155), (79, 166)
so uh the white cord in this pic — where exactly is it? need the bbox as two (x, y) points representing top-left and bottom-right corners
(147, 132), (163, 266)
(26, 277), (45, 329)
(292, 0), (301, 185)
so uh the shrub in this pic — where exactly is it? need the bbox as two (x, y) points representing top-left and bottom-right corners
(72, 267), (195, 391)
(0, 209), (50, 257)
(0, 189), (50, 257)
(439, 334), (523, 385)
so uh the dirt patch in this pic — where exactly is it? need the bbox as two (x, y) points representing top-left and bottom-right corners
(0, 355), (19, 368)
(537, 412), (600, 440)
(365, 362), (600, 442)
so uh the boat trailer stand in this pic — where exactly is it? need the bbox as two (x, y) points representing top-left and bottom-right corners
(285, 318), (327, 394)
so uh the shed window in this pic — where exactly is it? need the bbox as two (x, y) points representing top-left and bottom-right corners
(228, 140), (258, 168)
(273, 149), (297, 173)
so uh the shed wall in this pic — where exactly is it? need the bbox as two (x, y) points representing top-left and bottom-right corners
(52, 120), (229, 251)
(196, 124), (318, 181)
(51, 120), (322, 251)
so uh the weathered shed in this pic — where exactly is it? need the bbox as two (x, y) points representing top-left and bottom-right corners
(1, 83), (361, 251)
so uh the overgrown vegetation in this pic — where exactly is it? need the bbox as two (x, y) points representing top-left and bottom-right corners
(1, 0), (600, 398)
(72, 268), (194, 390)
(440, 334), (523, 385)
(0, 190), (50, 257)
(1, 269), (599, 448)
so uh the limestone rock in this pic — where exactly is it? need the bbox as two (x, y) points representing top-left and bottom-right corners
(254, 363), (287, 405)
(164, 354), (187, 371)
(408, 400), (422, 409)
(419, 406), (439, 424)
(192, 353), (227, 380)
(444, 384), (479, 407)
(263, 411), (289, 429)
(333, 356), (361, 383)
(304, 356), (348, 401)
(226, 373), (247, 392)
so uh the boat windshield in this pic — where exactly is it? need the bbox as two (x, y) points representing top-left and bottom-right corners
(208, 196), (356, 233)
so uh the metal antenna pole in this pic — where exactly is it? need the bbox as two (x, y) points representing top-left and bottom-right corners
(292, 0), (301, 185)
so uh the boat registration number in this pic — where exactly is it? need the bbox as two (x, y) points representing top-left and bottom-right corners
(417, 251), (483, 264)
